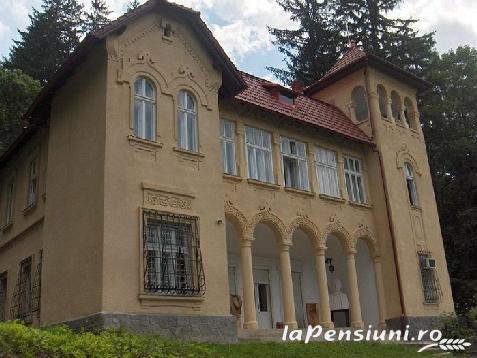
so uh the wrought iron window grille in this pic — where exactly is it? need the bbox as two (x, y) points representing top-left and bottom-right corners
(418, 252), (442, 304)
(0, 272), (7, 322)
(32, 250), (42, 316)
(143, 210), (205, 296)
(10, 257), (33, 323)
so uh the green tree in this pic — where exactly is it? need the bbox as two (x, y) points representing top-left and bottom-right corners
(0, 69), (41, 153)
(126, 0), (141, 12)
(3, 0), (83, 85)
(268, 0), (435, 84)
(83, 0), (112, 34)
(420, 46), (477, 314)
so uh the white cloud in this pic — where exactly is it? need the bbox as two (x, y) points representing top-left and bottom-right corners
(0, 21), (10, 39)
(392, 0), (477, 51)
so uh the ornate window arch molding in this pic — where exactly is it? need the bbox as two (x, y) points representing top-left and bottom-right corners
(396, 145), (422, 176)
(118, 56), (169, 96)
(287, 216), (322, 249)
(352, 224), (380, 258)
(168, 78), (211, 110)
(224, 201), (248, 238)
(321, 217), (354, 253)
(246, 209), (289, 245)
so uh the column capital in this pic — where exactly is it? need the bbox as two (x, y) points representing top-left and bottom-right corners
(314, 245), (327, 255)
(280, 241), (292, 252)
(240, 237), (254, 247)
(347, 248), (358, 256)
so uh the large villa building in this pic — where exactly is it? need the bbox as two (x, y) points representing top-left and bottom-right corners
(0, 0), (454, 343)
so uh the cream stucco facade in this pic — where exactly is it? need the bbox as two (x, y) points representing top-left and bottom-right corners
(0, 0), (454, 342)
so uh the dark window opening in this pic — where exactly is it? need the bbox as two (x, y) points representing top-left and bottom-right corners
(257, 284), (268, 312)
(164, 24), (172, 37)
(0, 273), (7, 322)
(10, 257), (32, 323)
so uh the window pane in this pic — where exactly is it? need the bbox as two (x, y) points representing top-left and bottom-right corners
(187, 114), (196, 151)
(178, 112), (187, 149)
(134, 78), (143, 95)
(298, 160), (309, 190)
(145, 81), (154, 99)
(145, 101), (154, 140)
(264, 150), (273, 182)
(134, 99), (142, 137)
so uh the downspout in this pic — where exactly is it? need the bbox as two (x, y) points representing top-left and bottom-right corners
(364, 66), (407, 330)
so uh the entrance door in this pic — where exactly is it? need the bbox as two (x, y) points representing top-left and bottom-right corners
(253, 269), (272, 329)
(292, 271), (305, 327)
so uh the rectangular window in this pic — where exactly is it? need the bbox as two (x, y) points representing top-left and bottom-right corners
(281, 137), (309, 191)
(0, 272), (6, 322)
(220, 119), (236, 175)
(418, 253), (440, 303)
(316, 147), (340, 197)
(27, 158), (38, 207)
(344, 156), (366, 204)
(245, 127), (274, 183)
(4, 180), (15, 225)
(143, 210), (205, 296)
(12, 257), (32, 322)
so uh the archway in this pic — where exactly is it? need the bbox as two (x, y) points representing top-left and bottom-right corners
(325, 233), (352, 327)
(355, 239), (379, 327)
(289, 228), (319, 328)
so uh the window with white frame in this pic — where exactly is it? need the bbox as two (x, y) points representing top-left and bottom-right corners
(220, 119), (236, 175)
(177, 90), (198, 151)
(26, 158), (38, 207)
(133, 77), (155, 141)
(245, 126), (274, 183)
(143, 211), (205, 296)
(404, 163), (419, 206)
(316, 147), (340, 197)
(281, 137), (309, 190)
(4, 180), (15, 225)
(344, 156), (366, 204)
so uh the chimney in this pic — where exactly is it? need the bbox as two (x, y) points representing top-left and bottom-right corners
(291, 79), (304, 94)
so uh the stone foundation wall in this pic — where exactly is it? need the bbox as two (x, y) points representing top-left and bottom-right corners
(386, 315), (442, 335)
(64, 313), (238, 343)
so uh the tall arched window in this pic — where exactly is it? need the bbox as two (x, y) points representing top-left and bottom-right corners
(404, 163), (419, 206)
(351, 86), (368, 122)
(391, 91), (402, 124)
(177, 90), (197, 151)
(377, 85), (387, 118)
(404, 97), (417, 130)
(134, 77), (155, 141)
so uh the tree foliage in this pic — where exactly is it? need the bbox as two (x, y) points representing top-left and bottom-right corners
(268, 0), (435, 85)
(83, 0), (112, 34)
(0, 69), (41, 153)
(420, 46), (477, 313)
(2, 0), (83, 85)
(126, 0), (142, 12)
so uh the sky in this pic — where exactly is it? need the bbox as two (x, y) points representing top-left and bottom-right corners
(0, 0), (476, 81)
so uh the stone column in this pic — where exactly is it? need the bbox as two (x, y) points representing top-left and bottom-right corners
(346, 248), (364, 328)
(314, 246), (334, 328)
(279, 242), (298, 329)
(240, 238), (258, 329)
(401, 109), (409, 128)
(373, 256), (387, 328)
(236, 123), (246, 177)
(272, 132), (283, 186)
(385, 98), (394, 124)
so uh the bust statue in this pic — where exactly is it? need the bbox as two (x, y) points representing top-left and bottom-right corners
(329, 278), (350, 311)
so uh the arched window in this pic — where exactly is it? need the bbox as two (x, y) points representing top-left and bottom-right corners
(133, 77), (155, 141)
(177, 90), (197, 151)
(351, 86), (368, 122)
(404, 97), (417, 130)
(377, 85), (387, 118)
(391, 91), (402, 124)
(404, 163), (418, 206)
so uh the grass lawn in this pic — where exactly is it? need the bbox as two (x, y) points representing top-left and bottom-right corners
(0, 321), (430, 357)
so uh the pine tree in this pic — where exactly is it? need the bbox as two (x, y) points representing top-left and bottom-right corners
(126, 0), (141, 12)
(83, 0), (112, 34)
(3, 0), (83, 85)
(268, 0), (435, 85)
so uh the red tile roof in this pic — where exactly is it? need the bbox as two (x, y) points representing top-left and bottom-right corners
(234, 71), (371, 144)
(306, 41), (430, 95)
(320, 42), (367, 82)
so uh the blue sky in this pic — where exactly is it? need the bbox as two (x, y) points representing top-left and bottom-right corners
(1, 0), (477, 81)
